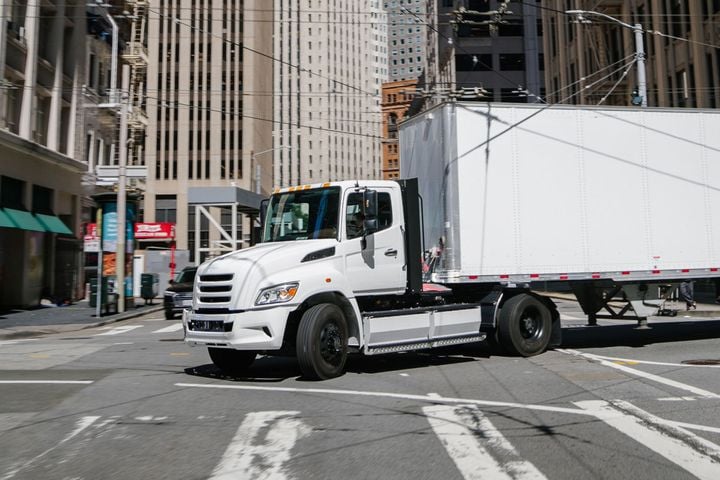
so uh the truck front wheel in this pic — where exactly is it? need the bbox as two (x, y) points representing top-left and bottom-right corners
(208, 348), (256, 376)
(497, 294), (551, 357)
(296, 303), (348, 380)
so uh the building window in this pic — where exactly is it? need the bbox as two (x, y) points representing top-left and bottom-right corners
(0, 176), (25, 209)
(499, 53), (525, 71)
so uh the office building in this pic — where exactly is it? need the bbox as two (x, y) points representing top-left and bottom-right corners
(542, 1), (720, 107)
(386, 0), (428, 81)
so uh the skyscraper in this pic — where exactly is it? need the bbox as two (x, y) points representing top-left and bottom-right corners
(272, 0), (387, 187)
(144, 0), (273, 255)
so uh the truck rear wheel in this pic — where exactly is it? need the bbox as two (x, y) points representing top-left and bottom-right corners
(498, 294), (551, 357)
(208, 348), (256, 376)
(296, 303), (348, 380)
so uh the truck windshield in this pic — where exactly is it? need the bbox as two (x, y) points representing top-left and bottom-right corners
(262, 187), (340, 242)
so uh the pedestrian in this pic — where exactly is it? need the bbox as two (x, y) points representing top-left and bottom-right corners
(679, 281), (696, 310)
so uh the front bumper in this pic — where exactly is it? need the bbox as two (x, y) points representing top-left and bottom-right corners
(183, 305), (296, 350)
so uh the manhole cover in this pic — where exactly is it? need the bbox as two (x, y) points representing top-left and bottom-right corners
(681, 359), (720, 365)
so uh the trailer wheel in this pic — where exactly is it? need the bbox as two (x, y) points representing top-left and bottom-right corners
(208, 348), (256, 376)
(498, 294), (551, 357)
(296, 303), (348, 380)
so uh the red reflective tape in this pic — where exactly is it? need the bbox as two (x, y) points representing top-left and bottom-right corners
(592, 273), (601, 279)
(468, 275), (478, 280)
(711, 268), (719, 272)
(530, 274), (539, 279)
(652, 270), (661, 274)
(559, 275), (569, 280)
(681, 269), (690, 273)
(500, 274), (509, 279)
(621, 271), (630, 275)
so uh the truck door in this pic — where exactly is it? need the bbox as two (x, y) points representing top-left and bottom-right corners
(343, 189), (406, 295)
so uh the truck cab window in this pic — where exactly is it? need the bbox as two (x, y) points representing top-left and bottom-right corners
(263, 187), (340, 242)
(346, 191), (392, 239)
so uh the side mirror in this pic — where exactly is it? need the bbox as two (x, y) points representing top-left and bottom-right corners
(362, 189), (378, 234)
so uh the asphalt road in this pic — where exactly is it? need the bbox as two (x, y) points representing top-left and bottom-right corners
(2, 299), (720, 479)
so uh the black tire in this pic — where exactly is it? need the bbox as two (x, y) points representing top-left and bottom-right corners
(164, 309), (175, 320)
(208, 348), (256, 376)
(296, 303), (348, 380)
(497, 294), (551, 357)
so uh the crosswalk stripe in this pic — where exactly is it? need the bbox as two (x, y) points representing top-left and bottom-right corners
(423, 405), (547, 480)
(575, 400), (720, 479)
(152, 323), (183, 334)
(209, 411), (311, 480)
(95, 325), (143, 336)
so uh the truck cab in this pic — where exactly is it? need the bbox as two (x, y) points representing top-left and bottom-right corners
(185, 181), (417, 378)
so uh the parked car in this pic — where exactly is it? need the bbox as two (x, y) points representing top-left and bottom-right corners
(163, 266), (197, 319)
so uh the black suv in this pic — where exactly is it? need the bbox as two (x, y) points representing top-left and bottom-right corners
(163, 266), (197, 319)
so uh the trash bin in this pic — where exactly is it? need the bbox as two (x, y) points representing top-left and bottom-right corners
(141, 273), (159, 304)
(89, 277), (117, 313)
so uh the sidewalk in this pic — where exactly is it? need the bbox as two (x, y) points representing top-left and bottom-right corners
(0, 299), (164, 340)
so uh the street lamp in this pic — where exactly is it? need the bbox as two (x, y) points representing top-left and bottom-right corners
(566, 10), (647, 107)
(251, 146), (293, 194)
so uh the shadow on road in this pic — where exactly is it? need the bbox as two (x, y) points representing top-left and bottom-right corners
(560, 319), (720, 349)
(184, 344), (492, 382)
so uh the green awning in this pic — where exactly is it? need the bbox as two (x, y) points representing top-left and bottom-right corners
(2, 208), (46, 232)
(35, 213), (73, 235)
(0, 209), (13, 228)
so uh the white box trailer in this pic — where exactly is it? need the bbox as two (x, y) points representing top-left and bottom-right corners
(401, 102), (720, 324)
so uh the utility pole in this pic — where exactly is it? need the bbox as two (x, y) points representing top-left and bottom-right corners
(116, 64), (130, 312)
(566, 10), (647, 107)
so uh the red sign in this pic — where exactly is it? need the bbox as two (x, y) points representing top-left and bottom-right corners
(84, 223), (99, 241)
(135, 222), (176, 239)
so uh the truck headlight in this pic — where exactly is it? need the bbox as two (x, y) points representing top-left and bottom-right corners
(255, 283), (299, 305)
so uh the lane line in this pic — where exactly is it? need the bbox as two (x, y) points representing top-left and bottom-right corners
(0, 416), (99, 480)
(575, 400), (720, 479)
(0, 380), (93, 385)
(561, 352), (720, 369)
(557, 349), (720, 399)
(95, 325), (143, 336)
(209, 411), (310, 480)
(175, 383), (593, 417)
(152, 323), (183, 334)
(424, 405), (547, 480)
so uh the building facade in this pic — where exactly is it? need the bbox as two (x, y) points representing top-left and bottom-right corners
(386, 0), (428, 81)
(542, 1), (720, 108)
(381, 80), (417, 179)
(143, 0), (273, 258)
(425, 0), (544, 104)
(272, 0), (387, 188)
(0, 0), (90, 307)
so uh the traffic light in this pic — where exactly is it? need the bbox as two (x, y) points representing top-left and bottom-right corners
(631, 87), (643, 106)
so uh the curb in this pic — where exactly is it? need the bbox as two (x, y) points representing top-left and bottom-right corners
(0, 305), (165, 340)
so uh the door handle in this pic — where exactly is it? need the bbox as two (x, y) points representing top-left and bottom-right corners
(384, 249), (398, 257)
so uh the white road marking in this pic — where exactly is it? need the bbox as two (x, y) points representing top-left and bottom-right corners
(424, 405), (547, 480)
(152, 323), (183, 334)
(558, 349), (720, 399)
(95, 325), (143, 336)
(575, 400), (720, 479)
(0, 416), (99, 480)
(0, 339), (36, 346)
(0, 380), (93, 385)
(563, 352), (720, 369)
(176, 383), (594, 417)
(559, 314), (584, 321)
(209, 411), (310, 480)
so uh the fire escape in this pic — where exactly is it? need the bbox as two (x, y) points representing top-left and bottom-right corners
(121, 0), (148, 176)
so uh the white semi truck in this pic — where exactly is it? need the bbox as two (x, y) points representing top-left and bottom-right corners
(184, 102), (720, 379)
